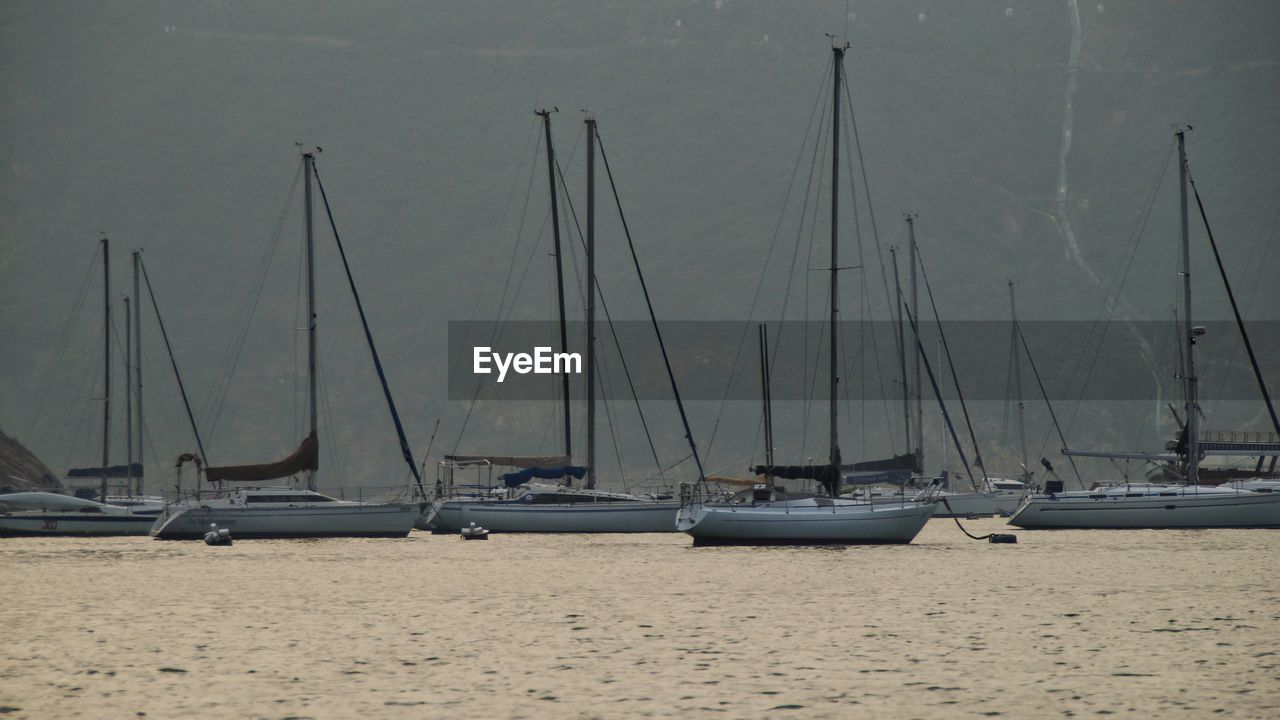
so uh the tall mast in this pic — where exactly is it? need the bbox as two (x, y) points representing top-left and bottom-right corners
(100, 237), (110, 502)
(759, 324), (775, 468)
(304, 152), (318, 492)
(124, 295), (132, 497)
(132, 250), (143, 495)
(536, 109), (573, 462)
(907, 216), (922, 474)
(1177, 130), (1199, 485)
(828, 46), (844, 496)
(891, 246), (910, 459)
(1008, 281), (1029, 484)
(585, 117), (597, 490)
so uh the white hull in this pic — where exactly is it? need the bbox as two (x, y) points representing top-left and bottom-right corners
(931, 492), (1022, 517)
(677, 498), (935, 545)
(1008, 487), (1280, 529)
(150, 503), (419, 539)
(428, 498), (681, 533)
(0, 512), (157, 536)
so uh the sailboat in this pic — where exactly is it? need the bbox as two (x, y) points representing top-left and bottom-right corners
(0, 240), (163, 536)
(428, 112), (700, 533)
(918, 278), (1033, 518)
(677, 46), (936, 546)
(150, 151), (420, 539)
(1009, 130), (1280, 529)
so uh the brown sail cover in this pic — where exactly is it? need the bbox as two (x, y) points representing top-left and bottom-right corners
(205, 432), (318, 484)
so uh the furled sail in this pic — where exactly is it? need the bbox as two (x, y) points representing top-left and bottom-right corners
(752, 464), (841, 487)
(850, 452), (921, 474)
(500, 465), (589, 488)
(66, 463), (144, 478)
(204, 432), (318, 484)
(446, 454), (571, 469)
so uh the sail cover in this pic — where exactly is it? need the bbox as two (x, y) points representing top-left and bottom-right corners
(446, 454), (571, 469)
(500, 465), (588, 488)
(752, 464), (842, 487)
(205, 432), (318, 484)
(850, 452), (921, 474)
(66, 463), (144, 478)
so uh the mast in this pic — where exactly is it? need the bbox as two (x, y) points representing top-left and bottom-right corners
(1008, 281), (1029, 484)
(907, 216), (922, 474)
(585, 117), (597, 490)
(132, 250), (143, 496)
(304, 152), (318, 492)
(891, 246), (910, 459)
(827, 46), (845, 496)
(124, 295), (132, 497)
(759, 324), (775, 468)
(1177, 129), (1199, 485)
(100, 237), (110, 503)
(536, 109), (573, 462)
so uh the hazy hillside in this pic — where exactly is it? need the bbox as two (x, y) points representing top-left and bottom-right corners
(2, 1), (1277, 490)
(0, 428), (59, 491)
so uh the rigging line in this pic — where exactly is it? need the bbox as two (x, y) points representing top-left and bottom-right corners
(842, 70), (898, 445)
(1018, 321), (1084, 488)
(451, 126), (547, 455)
(553, 152), (667, 480)
(140, 257), (209, 465)
(293, 219), (306, 441)
(1188, 165), (1280, 436)
(596, 132), (706, 480)
(801, 101), (833, 457)
(314, 347), (346, 491)
(57, 328), (103, 473)
(595, 346), (629, 491)
(202, 161), (303, 447)
(917, 248), (986, 489)
(842, 68), (893, 332)
(1205, 175), (1280, 413)
(904, 299), (977, 489)
(312, 162), (426, 494)
(492, 124), (549, 327)
(26, 246), (99, 437)
(451, 216), (550, 454)
(705, 57), (834, 464)
(1060, 137), (1174, 437)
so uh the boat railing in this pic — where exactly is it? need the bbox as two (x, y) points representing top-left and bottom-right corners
(164, 483), (417, 506)
(1202, 430), (1279, 444)
(678, 481), (732, 509)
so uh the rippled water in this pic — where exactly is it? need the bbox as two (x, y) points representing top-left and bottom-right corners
(2, 519), (1278, 718)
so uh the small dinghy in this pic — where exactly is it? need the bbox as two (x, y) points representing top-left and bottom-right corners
(203, 523), (233, 546)
(460, 522), (490, 540)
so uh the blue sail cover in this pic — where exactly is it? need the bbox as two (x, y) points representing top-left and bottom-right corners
(501, 465), (588, 488)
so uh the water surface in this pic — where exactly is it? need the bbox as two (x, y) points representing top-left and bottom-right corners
(2, 519), (1278, 718)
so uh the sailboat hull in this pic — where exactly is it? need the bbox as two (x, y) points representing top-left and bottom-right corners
(150, 503), (420, 539)
(677, 499), (935, 545)
(0, 512), (157, 537)
(428, 498), (681, 533)
(1008, 488), (1280, 529)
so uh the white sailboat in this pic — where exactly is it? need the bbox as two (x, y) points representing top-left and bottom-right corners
(431, 113), (698, 533)
(0, 491), (161, 536)
(0, 240), (166, 537)
(678, 46), (936, 545)
(151, 152), (419, 539)
(1009, 130), (1280, 530)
